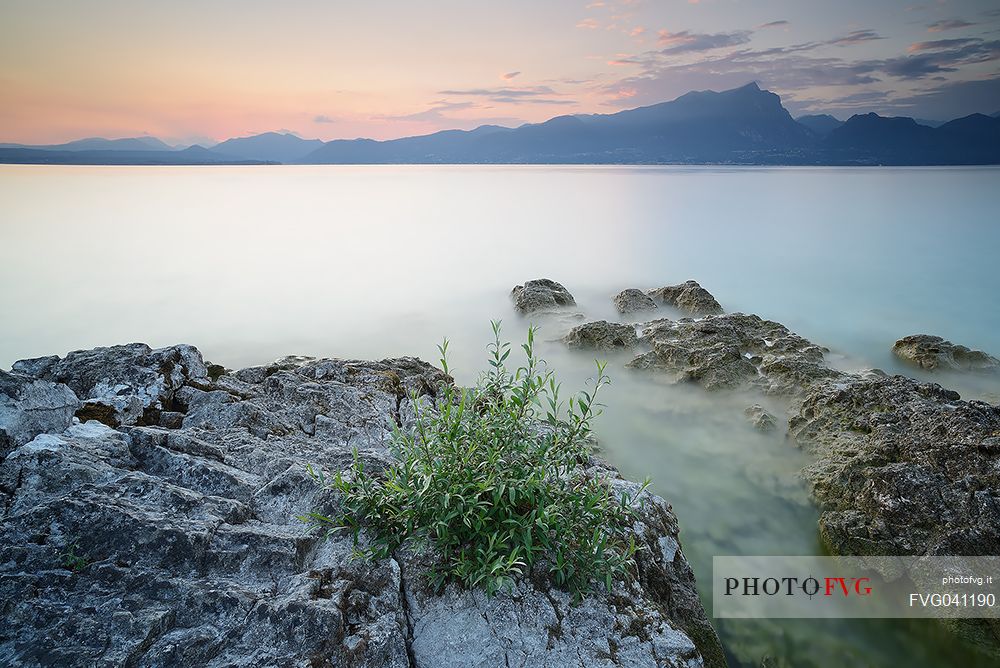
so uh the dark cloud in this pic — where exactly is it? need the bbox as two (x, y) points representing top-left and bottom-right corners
(880, 55), (957, 79)
(830, 90), (896, 105)
(927, 19), (977, 32)
(908, 38), (981, 52)
(501, 71), (521, 80)
(373, 100), (524, 128)
(438, 85), (558, 97)
(878, 76), (1000, 119)
(435, 85), (575, 105)
(657, 30), (752, 54)
(827, 30), (884, 46)
(373, 101), (474, 123)
(313, 115), (336, 123)
(882, 38), (1000, 79)
(757, 20), (790, 29)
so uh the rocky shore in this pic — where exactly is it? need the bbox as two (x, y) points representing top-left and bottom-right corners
(0, 343), (724, 667)
(539, 278), (1000, 555)
(526, 277), (1000, 651)
(5, 277), (999, 664)
(510, 278), (1000, 641)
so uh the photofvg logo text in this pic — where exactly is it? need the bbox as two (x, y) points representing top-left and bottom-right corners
(713, 556), (1000, 619)
(723, 575), (872, 598)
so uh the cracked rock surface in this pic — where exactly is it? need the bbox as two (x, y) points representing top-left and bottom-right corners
(646, 282), (722, 317)
(1, 343), (723, 668)
(789, 373), (1000, 558)
(892, 334), (999, 373)
(510, 279), (577, 315)
(627, 313), (837, 395)
(563, 321), (638, 351)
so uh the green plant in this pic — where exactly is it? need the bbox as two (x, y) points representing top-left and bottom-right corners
(305, 322), (648, 600)
(60, 542), (89, 572)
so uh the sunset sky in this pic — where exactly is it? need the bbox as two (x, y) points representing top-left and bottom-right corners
(2, 0), (999, 145)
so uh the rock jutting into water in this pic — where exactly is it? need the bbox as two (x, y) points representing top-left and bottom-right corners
(789, 373), (1000, 557)
(563, 321), (638, 350)
(646, 281), (723, 316)
(510, 279), (577, 315)
(550, 277), (1000, 651)
(892, 334), (999, 373)
(0, 343), (725, 668)
(744, 404), (778, 432)
(613, 289), (659, 315)
(789, 372), (1000, 653)
(627, 313), (837, 395)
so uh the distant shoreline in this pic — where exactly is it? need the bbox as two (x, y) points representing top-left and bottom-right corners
(3, 157), (1000, 167)
(4, 84), (999, 168)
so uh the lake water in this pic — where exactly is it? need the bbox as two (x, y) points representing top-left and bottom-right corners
(2, 164), (999, 666)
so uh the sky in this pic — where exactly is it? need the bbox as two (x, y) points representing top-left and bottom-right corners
(1, 0), (999, 145)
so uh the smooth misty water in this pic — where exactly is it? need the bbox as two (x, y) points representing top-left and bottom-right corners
(2, 165), (999, 666)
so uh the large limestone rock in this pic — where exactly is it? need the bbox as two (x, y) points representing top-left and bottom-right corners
(13, 343), (209, 428)
(564, 321), (638, 350)
(647, 281), (722, 316)
(789, 373), (1000, 653)
(0, 344), (723, 668)
(789, 373), (1000, 557)
(0, 371), (79, 455)
(627, 313), (837, 394)
(613, 289), (658, 315)
(892, 334), (999, 372)
(510, 279), (576, 315)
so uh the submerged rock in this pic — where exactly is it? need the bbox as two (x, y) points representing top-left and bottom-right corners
(613, 288), (658, 315)
(628, 313), (836, 394)
(647, 281), (723, 316)
(510, 279), (576, 315)
(744, 404), (778, 432)
(0, 343), (723, 668)
(564, 321), (638, 350)
(892, 334), (999, 372)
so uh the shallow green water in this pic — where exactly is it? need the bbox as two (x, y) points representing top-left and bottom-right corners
(2, 165), (999, 665)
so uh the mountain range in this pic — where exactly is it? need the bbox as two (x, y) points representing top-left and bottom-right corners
(3, 83), (999, 166)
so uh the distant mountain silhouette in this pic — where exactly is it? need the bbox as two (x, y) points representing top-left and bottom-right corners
(0, 136), (172, 151)
(0, 145), (272, 165)
(2, 84), (999, 165)
(823, 112), (1000, 164)
(795, 114), (843, 136)
(212, 132), (323, 163)
(304, 82), (815, 164)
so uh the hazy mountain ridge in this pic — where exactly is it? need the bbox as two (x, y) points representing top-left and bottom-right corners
(0, 145), (273, 165)
(3, 83), (999, 165)
(795, 114), (844, 136)
(0, 136), (174, 152)
(304, 82), (818, 164)
(823, 112), (1000, 164)
(212, 132), (323, 163)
